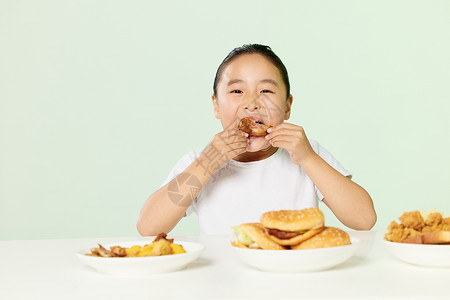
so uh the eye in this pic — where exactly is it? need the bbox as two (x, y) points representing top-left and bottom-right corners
(260, 89), (273, 94)
(230, 89), (243, 94)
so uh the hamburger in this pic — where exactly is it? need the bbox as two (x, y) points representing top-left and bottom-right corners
(231, 223), (285, 250)
(238, 117), (269, 136)
(291, 227), (351, 250)
(260, 208), (325, 246)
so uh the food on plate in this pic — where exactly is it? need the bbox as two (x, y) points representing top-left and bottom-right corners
(422, 231), (450, 244)
(290, 227), (351, 249)
(87, 244), (128, 257)
(384, 209), (450, 244)
(260, 208), (325, 246)
(238, 117), (269, 136)
(231, 223), (286, 250)
(86, 233), (186, 257)
(231, 208), (352, 250)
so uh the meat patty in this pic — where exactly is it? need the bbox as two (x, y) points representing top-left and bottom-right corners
(266, 228), (301, 239)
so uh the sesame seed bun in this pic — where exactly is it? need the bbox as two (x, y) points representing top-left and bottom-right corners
(239, 223), (286, 250)
(291, 227), (351, 250)
(260, 208), (325, 232)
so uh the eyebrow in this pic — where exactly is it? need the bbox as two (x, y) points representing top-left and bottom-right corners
(260, 79), (279, 87)
(227, 79), (244, 86)
(227, 79), (279, 87)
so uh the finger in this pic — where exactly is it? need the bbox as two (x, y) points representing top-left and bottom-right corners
(268, 135), (294, 144)
(265, 128), (302, 141)
(229, 146), (248, 158)
(224, 135), (249, 146)
(267, 122), (298, 132)
(222, 129), (249, 138)
(273, 124), (304, 134)
(228, 128), (249, 136)
(268, 135), (303, 149)
(216, 133), (248, 146)
(226, 141), (248, 149)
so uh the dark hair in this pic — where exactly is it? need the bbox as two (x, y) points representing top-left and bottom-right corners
(213, 44), (290, 99)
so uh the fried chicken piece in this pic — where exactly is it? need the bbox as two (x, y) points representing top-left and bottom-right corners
(238, 118), (253, 135)
(238, 117), (269, 136)
(87, 244), (127, 257)
(92, 244), (113, 257)
(441, 217), (450, 231)
(384, 221), (422, 242)
(422, 226), (432, 234)
(398, 211), (425, 231)
(110, 246), (127, 257)
(386, 209), (450, 244)
(153, 232), (174, 243)
(85, 232), (185, 257)
(385, 221), (407, 242)
(425, 212), (443, 229)
(405, 228), (422, 240)
(422, 212), (443, 233)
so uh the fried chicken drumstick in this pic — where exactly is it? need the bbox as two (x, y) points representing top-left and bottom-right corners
(238, 117), (269, 136)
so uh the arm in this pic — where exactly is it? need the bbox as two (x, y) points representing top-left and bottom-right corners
(137, 129), (248, 236)
(265, 123), (376, 230)
(301, 154), (376, 230)
(136, 155), (214, 236)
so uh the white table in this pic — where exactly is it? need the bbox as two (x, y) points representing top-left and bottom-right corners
(0, 232), (448, 300)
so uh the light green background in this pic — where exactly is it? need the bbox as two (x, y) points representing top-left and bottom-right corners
(1, 1), (449, 240)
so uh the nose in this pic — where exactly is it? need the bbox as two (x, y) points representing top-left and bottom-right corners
(244, 95), (261, 112)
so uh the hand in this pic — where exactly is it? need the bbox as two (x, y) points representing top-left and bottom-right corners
(201, 129), (249, 173)
(265, 123), (316, 165)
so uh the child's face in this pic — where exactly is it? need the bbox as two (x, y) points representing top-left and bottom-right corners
(212, 53), (292, 152)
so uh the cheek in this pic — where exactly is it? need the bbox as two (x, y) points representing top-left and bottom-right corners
(218, 99), (242, 119)
(265, 100), (286, 123)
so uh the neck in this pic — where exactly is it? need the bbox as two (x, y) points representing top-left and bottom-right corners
(232, 146), (279, 162)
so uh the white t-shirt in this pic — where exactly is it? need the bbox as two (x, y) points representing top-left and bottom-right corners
(161, 140), (351, 235)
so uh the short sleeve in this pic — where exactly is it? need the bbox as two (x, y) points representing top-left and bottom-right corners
(160, 150), (202, 216)
(309, 140), (352, 201)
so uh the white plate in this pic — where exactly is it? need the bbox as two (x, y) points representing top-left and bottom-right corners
(347, 230), (377, 258)
(383, 239), (450, 268)
(77, 240), (205, 275)
(233, 237), (360, 272)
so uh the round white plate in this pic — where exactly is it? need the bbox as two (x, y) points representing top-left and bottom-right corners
(233, 237), (360, 272)
(383, 239), (450, 268)
(347, 230), (377, 258)
(77, 240), (205, 275)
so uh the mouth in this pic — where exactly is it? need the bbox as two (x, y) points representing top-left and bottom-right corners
(246, 116), (265, 124)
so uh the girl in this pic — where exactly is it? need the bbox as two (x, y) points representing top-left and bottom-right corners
(137, 44), (376, 235)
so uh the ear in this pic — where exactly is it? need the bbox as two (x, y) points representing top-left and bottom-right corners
(212, 94), (220, 119)
(284, 94), (293, 120)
